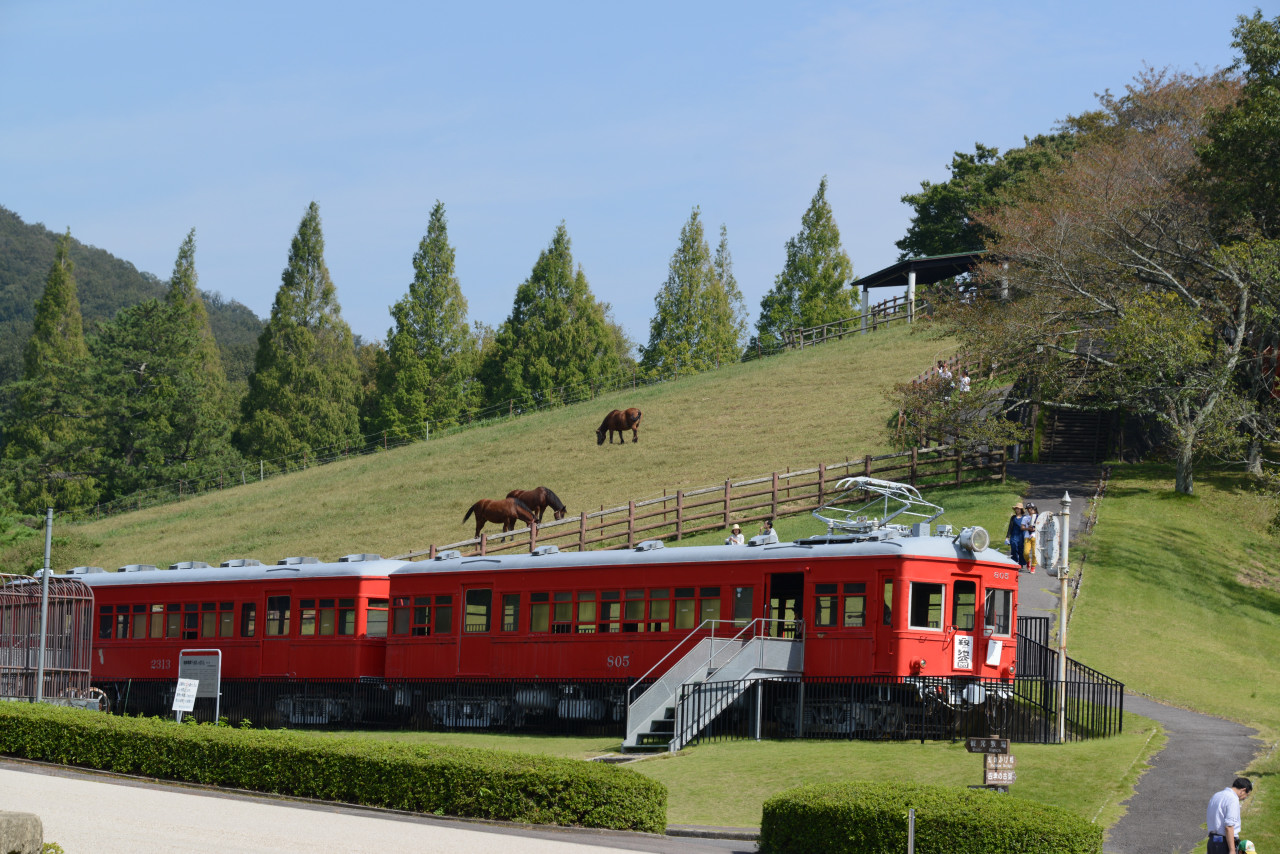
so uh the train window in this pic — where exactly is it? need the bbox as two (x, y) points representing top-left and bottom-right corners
(433, 595), (453, 635)
(166, 604), (182, 639)
(337, 598), (356, 635)
(674, 588), (696, 630)
(733, 587), (753, 627)
(843, 583), (866, 628)
(984, 589), (1012, 637)
(367, 598), (389, 638)
(598, 591), (621, 633)
(953, 581), (976, 630)
(909, 583), (944, 630)
(132, 604), (146, 640)
(200, 603), (217, 638)
(240, 603), (256, 638)
(318, 599), (336, 635)
(814, 583), (838, 628)
(464, 590), (492, 634)
(882, 580), (893, 627)
(699, 588), (721, 623)
(575, 592), (596, 634)
(114, 605), (130, 639)
(265, 596), (290, 637)
(530, 592), (550, 633)
(391, 596), (411, 635)
(623, 590), (645, 632)
(501, 594), (520, 632)
(98, 605), (112, 640)
(648, 589), (671, 632)
(149, 604), (164, 638)
(300, 599), (317, 636)
(552, 592), (573, 634)
(219, 603), (234, 638)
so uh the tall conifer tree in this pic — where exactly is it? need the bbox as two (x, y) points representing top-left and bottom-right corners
(755, 177), (856, 346)
(236, 203), (361, 464)
(367, 201), (477, 438)
(1, 231), (99, 511)
(481, 223), (620, 407)
(641, 209), (746, 375)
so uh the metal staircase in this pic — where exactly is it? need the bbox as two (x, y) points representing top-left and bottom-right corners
(623, 619), (804, 753)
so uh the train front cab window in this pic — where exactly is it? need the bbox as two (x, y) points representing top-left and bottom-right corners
(984, 588), (1013, 637)
(953, 581), (976, 631)
(908, 582), (944, 630)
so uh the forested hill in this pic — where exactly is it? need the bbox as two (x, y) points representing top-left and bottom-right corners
(0, 205), (263, 385)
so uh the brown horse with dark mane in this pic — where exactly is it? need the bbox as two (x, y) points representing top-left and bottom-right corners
(505, 487), (567, 523)
(463, 497), (537, 538)
(597, 407), (642, 445)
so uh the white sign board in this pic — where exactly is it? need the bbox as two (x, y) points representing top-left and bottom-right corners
(985, 639), (1003, 667)
(953, 635), (974, 670)
(172, 678), (199, 712)
(179, 651), (222, 699)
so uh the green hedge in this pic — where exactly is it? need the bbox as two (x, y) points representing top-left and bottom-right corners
(759, 781), (1101, 854)
(0, 703), (665, 833)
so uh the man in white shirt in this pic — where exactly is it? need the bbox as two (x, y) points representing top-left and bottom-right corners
(1206, 776), (1251, 854)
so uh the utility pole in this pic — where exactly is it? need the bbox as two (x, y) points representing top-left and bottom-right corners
(1055, 492), (1072, 743)
(36, 508), (52, 703)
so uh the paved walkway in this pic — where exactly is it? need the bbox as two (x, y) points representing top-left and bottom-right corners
(1007, 464), (1263, 854)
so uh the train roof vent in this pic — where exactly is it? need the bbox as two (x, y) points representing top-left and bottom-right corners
(338, 553), (382, 563)
(634, 540), (665, 552)
(433, 550), (462, 561)
(67, 566), (105, 575)
(277, 556), (320, 566)
(220, 558), (263, 568)
(531, 545), (560, 556)
(936, 524), (953, 538)
(118, 564), (158, 573)
(169, 561), (211, 571)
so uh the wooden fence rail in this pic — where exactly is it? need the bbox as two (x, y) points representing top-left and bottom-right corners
(395, 444), (1005, 561)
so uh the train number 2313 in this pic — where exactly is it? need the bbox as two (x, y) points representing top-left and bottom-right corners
(149, 658), (172, 671)
(605, 655), (631, 669)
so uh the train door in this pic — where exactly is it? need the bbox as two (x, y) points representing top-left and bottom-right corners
(261, 590), (292, 676)
(766, 572), (803, 638)
(873, 572), (895, 674)
(458, 586), (493, 675)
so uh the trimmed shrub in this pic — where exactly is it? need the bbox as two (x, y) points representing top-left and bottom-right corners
(0, 703), (665, 833)
(759, 781), (1101, 854)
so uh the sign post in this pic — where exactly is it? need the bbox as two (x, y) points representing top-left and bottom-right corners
(966, 737), (1015, 791)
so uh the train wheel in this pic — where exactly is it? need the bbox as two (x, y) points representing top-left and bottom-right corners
(87, 687), (110, 713)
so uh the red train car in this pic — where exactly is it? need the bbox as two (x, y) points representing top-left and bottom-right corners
(78, 555), (405, 683)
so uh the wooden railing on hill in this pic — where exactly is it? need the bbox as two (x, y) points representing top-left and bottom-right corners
(782, 295), (909, 350)
(395, 444), (1005, 561)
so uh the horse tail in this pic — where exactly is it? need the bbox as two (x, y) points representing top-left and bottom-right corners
(627, 408), (642, 428)
(463, 504), (476, 523)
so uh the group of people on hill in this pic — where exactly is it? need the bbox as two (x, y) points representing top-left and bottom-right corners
(726, 518), (777, 545)
(933, 360), (971, 395)
(1004, 501), (1041, 572)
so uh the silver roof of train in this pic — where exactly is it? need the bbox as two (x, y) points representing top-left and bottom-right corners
(71, 556), (409, 587)
(395, 532), (1016, 576)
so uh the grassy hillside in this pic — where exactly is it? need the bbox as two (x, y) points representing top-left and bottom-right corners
(53, 323), (955, 570)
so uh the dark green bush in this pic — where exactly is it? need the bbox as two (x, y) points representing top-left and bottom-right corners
(0, 703), (665, 833)
(759, 781), (1101, 854)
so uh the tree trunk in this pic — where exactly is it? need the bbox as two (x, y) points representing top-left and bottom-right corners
(1175, 440), (1195, 495)
(1246, 436), (1262, 476)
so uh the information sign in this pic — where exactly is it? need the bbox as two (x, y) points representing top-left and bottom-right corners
(965, 737), (1009, 754)
(985, 754), (1017, 771)
(984, 768), (1017, 785)
(179, 651), (221, 699)
(172, 678), (198, 713)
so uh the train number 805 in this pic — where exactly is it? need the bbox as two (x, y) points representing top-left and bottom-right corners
(605, 655), (631, 669)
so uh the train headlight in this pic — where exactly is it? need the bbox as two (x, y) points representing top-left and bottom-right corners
(958, 526), (990, 553)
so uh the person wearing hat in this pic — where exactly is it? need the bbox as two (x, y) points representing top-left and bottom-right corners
(1206, 777), (1252, 854)
(1005, 503), (1026, 569)
(1020, 502), (1040, 572)
(726, 523), (745, 545)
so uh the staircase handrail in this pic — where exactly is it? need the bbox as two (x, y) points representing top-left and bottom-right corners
(627, 618), (801, 706)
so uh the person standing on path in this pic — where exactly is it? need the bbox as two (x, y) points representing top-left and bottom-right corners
(1020, 502), (1040, 573)
(1006, 503), (1026, 569)
(1206, 776), (1252, 854)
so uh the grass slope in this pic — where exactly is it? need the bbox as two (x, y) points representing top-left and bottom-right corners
(58, 324), (954, 570)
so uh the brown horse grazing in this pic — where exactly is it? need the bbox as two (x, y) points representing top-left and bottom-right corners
(597, 407), (642, 445)
(505, 487), (567, 523)
(463, 497), (536, 538)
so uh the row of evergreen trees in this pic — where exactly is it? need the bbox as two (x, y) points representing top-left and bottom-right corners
(0, 179), (857, 516)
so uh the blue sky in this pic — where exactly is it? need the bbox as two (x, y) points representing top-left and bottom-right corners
(0, 2), (1262, 347)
